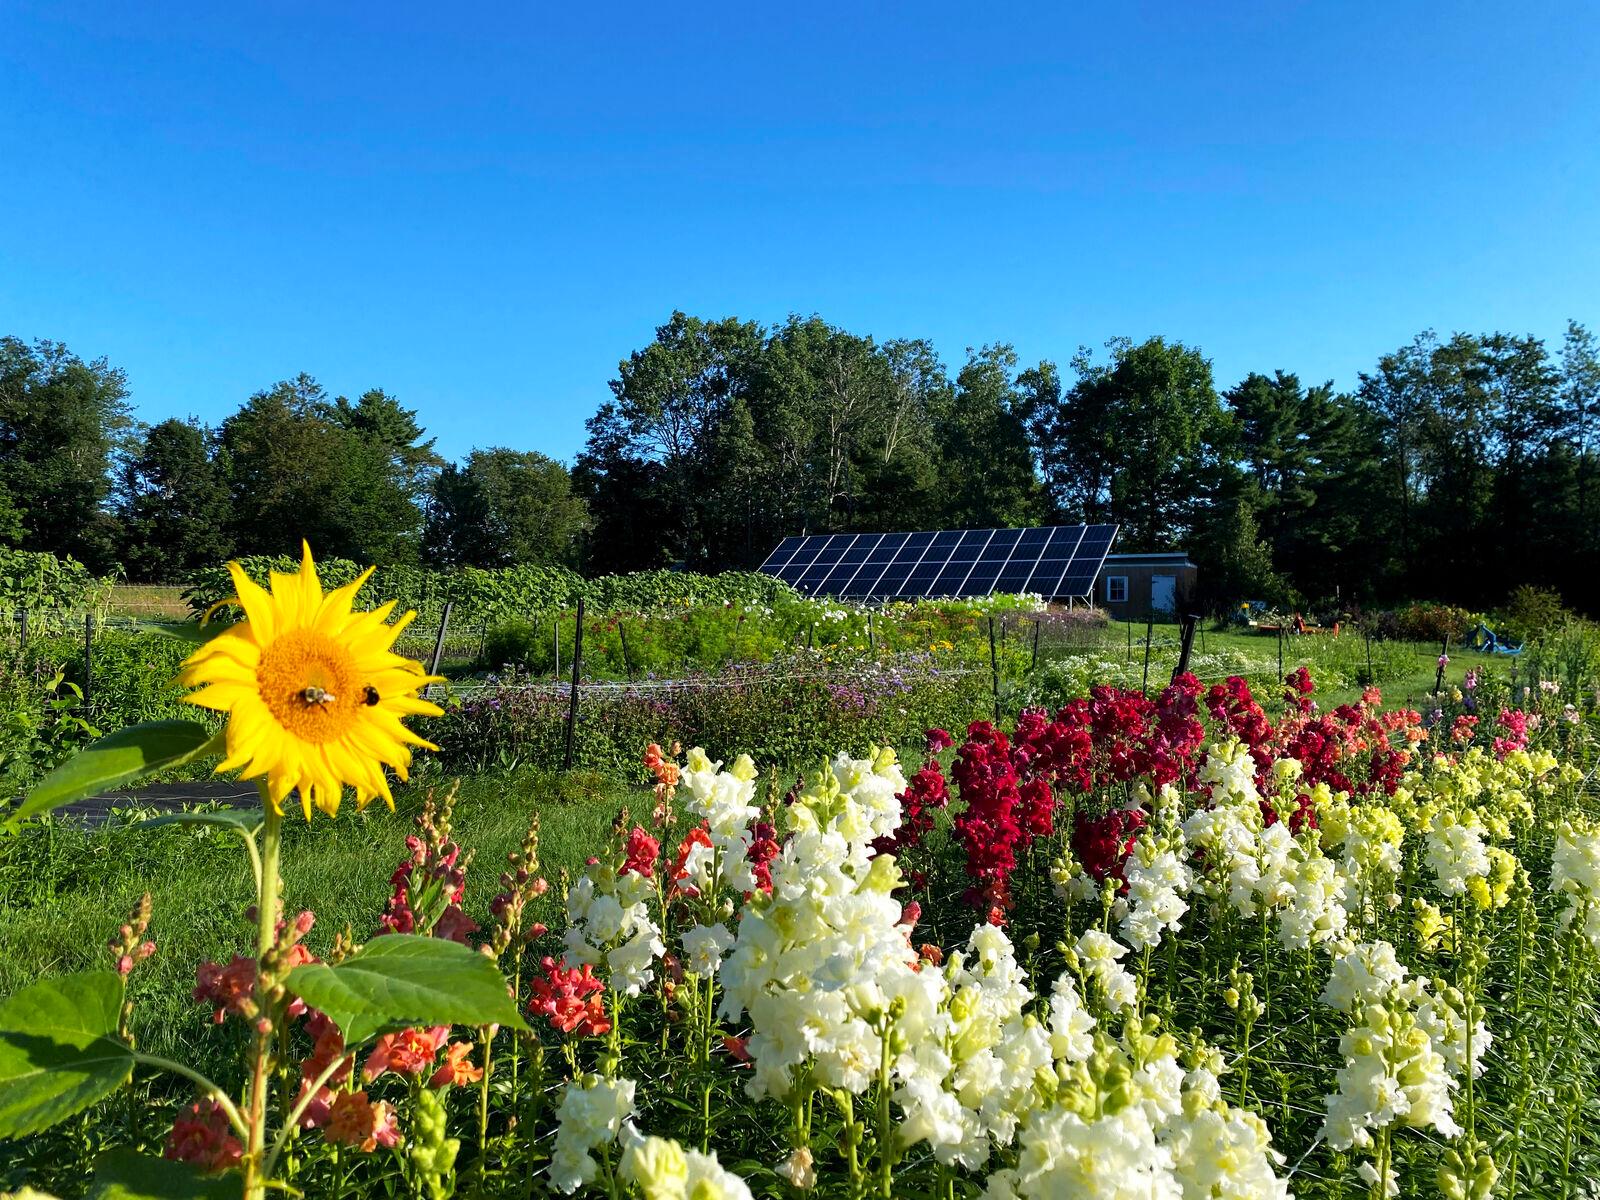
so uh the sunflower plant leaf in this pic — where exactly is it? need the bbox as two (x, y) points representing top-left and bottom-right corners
(5, 721), (224, 831)
(138, 809), (265, 837)
(286, 934), (528, 1045)
(133, 620), (240, 646)
(88, 1147), (242, 1199)
(0, 972), (135, 1139)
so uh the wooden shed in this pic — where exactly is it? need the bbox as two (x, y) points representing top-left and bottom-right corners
(1094, 552), (1197, 621)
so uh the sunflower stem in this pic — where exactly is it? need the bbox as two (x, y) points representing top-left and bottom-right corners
(243, 786), (283, 1200)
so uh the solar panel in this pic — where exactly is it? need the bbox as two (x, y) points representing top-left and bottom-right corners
(759, 524), (1120, 601)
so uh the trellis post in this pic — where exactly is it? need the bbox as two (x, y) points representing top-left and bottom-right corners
(424, 603), (452, 698)
(563, 597), (586, 771)
(1173, 613), (1198, 683)
(619, 618), (635, 682)
(83, 613), (94, 710)
(987, 615), (1000, 719)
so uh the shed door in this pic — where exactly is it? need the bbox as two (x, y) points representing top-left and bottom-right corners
(1151, 574), (1177, 614)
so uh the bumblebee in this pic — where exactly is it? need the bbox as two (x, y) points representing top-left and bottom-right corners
(362, 685), (380, 706)
(298, 686), (337, 706)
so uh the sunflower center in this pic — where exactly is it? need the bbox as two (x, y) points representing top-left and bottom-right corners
(256, 629), (365, 744)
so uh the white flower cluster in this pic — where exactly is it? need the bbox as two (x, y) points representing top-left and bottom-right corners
(549, 1075), (636, 1193)
(1425, 808), (1490, 898)
(1185, 740), (1271, 917)
(1184, 741), (1348, 953)
(563, 862), (666, 997)
(1323, 795), (1405, 918)
(708, 743), (1292, 1198)
(1318, 941), (1467, 1159)
(984, 1037), (1289, 1200)
(1551, 817), (1600, 950)
(677, 748), (763, 896)
(1115, 802), (1192, 951)
(679, 921), (736, 978)
(1070, 929), (1139, 1014)
(715, 747), (920, 1102)
(618, 1128), (754, 1200)
(913, 924), (1051, 1162)
(1275, 850), (1348, 951)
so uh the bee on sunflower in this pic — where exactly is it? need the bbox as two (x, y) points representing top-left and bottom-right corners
(180, 544), (443, 819)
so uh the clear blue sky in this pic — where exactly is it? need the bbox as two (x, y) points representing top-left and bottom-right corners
(3, 2), (1597, 464)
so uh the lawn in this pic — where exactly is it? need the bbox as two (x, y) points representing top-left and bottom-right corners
(0, 769), (634, 1064)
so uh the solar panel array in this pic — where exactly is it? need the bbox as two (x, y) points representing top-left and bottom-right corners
(758, 525), (1118, 600)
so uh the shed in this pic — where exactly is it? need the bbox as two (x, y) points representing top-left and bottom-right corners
(1095, 552), (1197, 621)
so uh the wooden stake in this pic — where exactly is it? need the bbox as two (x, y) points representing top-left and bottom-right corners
(619, 618), (635, 682)
(563, 597), (586, 771)
(424, 602), (452, 698)
(83, 613), (94, 710)
(987, 615), (1001, 719)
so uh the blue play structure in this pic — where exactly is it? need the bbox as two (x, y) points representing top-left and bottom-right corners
(1465, 623), (1524, 656)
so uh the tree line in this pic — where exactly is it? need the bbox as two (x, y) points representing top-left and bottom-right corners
(2, 314), (1596, 612)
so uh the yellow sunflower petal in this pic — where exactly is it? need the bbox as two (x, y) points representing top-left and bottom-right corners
(224, 562), (277, 645)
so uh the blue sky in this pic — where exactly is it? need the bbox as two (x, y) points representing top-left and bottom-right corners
(3, 2), (1597, 463)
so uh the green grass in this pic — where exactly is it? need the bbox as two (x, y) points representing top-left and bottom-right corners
(0, 768), (641, 1064)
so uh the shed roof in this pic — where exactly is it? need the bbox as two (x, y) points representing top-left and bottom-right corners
(1102, 552), (1196, 568)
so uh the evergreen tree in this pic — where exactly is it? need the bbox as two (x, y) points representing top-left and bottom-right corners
(118, 418), (234, 580)
(0, 336), (133, 571)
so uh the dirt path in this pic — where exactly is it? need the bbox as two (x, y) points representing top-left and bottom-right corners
(60, 781), (260, 827)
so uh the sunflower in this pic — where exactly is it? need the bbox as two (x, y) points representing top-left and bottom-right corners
(179, 544), (444, 819)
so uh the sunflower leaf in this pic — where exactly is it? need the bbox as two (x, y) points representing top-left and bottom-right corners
(0, 972), (135, 1139)
(4, 722), (224, 831)
(138, 809), (264, 837)
(286, 934), (528, 1045)
(133, 620), (240, 645)
(88, 1148), (242, 1199)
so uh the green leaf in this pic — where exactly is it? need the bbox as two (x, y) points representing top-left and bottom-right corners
(134, 620), (240, 646)
(287, 934), (528, 1045)
(89, 1148), (242, 1200)
(0, 972), (135, 1139)
(5, 721), (224, 830)
(138, 809), (264, 837)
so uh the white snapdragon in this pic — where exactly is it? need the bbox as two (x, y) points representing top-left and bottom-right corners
(1198, 737), (1260, 804)
(1071, 929), (1138, 1014)
(1332, 800), (1406, 917)
(1416, 984), (1491, 1081)
(716, 748), (921, 1104)
(548, 1075), (637, 1193)
(1182, 790), (1265, 917)
(1117, 827), (1192, 951)
(1425, 809), (1490, 898)
(1163, 1073), (1291, 1200)
(983, 1105), (1180, 1200)
(1551, 818), (1600, 950)
(1319, 942), (1462, 1158)
(1046, 973), (1096, 1064)
(943, 925), (1050, 1149)
(618, 1128), (755, 1200)
(1275, 849), (1348, 952)
(679, 748), (763, 893)
(563, 865), (666, 996)
(680, 922), (736, 978)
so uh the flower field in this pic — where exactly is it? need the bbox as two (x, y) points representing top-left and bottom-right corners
(1, 553), (1598, 1199)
